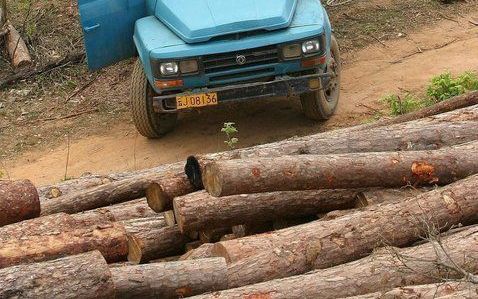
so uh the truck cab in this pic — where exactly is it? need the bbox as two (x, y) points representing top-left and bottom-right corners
(78, 0), (341, 138)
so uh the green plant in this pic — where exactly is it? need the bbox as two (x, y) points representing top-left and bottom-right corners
(221, 122), (239, 149)
(427, 71), (478, 102)
(381, 94), (423, 116)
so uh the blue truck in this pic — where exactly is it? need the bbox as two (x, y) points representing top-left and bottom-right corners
(78, 0), (341, 138)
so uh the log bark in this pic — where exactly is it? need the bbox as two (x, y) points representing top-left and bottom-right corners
(40, 174), (166, 215)
(6, 24), (32, 68)
(110, 258), (228, 298)
(0, 179), (40, 226)
(346, 282), (477, 299)
(0, 251), (115, 299)
(174, 190), (361, 233)
(146, 173), (195, 212)
(38, 174), (117, 201)
(37, 162), (185, 201)
(179, 243), (216, 260)
(80, 198), (157, 222)
(123, 216), (190, 263)
(355, 187), (429, 207)
(186, 104), (478, 188)
(209, 174), (478, 286)
(0, 220), (128, 268)
(203, 142), (478, 197)
(0, 212), (113, 242)
(194, 226), (478, 297)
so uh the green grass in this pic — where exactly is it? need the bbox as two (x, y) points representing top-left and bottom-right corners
(382, 71), (478, 116)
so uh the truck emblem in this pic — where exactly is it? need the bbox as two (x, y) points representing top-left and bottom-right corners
(236, 55), (247, 65)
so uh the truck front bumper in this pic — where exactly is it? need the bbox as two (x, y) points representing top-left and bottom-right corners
(152, 73), (333, 113)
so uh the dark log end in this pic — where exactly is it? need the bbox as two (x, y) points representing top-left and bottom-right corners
(126, 235), (142, 264)
(185, 156), (203, 189)
(146, 183), (168, 212)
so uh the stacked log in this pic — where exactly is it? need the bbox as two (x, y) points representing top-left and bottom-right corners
(0, 179), (40, 226)
(2, 96), (478, 298)
(347, 282), (477, 299)
(0, 251), (115, 299)
(174, 190), (361, 233)
(123, 215), (190, 263)
(110, 258), (228, 298)
(209, 174), (478, 286)
(202, 142), (478, 196)
(191, 225), (478, 298)
(146, 173), (196, 212)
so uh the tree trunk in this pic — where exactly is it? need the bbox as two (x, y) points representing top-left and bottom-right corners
(355, 187), (429, 207)
(0, 220), (128, 268)
(146, 173), (196, 212)
(110, 258), (228, 298)
(346, 282), (477, 299)
(179, 243), (216, 260)
(6, 24), (32, 68)
(186, 104), (478, 188)
(80, 198), (157, 222)
(40, 174), (166, 215)
(0, 179), (40, 226)
(203, 142), (478, 197)
(209, 174), (478, 286)
(194, 226), (478, 296)
(174, 190), (361, 233)
(123, 216), (190, 263)
(0, 251), (115, 299)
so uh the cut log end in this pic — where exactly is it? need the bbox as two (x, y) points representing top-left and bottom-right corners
(164, 210), (176, 227)
(127, 235), (143, 264)
(203, 164), (223, 197)
(146, 183), (169, 212)
(185, 156), (203, 189)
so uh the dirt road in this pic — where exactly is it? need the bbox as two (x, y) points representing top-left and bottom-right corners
(6, 14), (478, 185)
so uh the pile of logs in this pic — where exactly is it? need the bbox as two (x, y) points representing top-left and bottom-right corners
(1, 92), (478, 298)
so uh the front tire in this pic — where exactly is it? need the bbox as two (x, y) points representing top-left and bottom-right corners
(130, 59), (177, 138)
(300, 35), (342, 121)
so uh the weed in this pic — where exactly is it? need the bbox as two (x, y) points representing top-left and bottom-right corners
(427, 71), (478, 102)
(382, 71), (478, 116)
(381, 94), (423, 116)
(222, 122), (239, 149)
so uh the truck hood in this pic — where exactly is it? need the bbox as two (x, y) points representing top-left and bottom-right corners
(155, 0), (298, 43)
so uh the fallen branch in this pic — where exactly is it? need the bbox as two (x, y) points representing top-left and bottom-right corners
(0, 51), (85, 89)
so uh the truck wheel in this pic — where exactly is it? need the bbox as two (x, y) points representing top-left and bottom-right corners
(300, 35), (341, 120)
(130, 59), (177, 138)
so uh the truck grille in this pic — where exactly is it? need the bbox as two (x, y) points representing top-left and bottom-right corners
(202, 45), (280, 74)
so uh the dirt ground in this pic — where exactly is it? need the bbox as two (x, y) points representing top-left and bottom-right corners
(1, 0), (478, 185)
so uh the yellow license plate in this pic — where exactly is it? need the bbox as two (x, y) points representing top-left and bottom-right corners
(176, 92), (218, 110)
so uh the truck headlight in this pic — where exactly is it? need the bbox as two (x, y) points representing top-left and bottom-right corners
(160, 62), (179, 76)
(179, 60), (199, 74)
(282, 44), (301, 59)
(302, 39), (320, 54)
